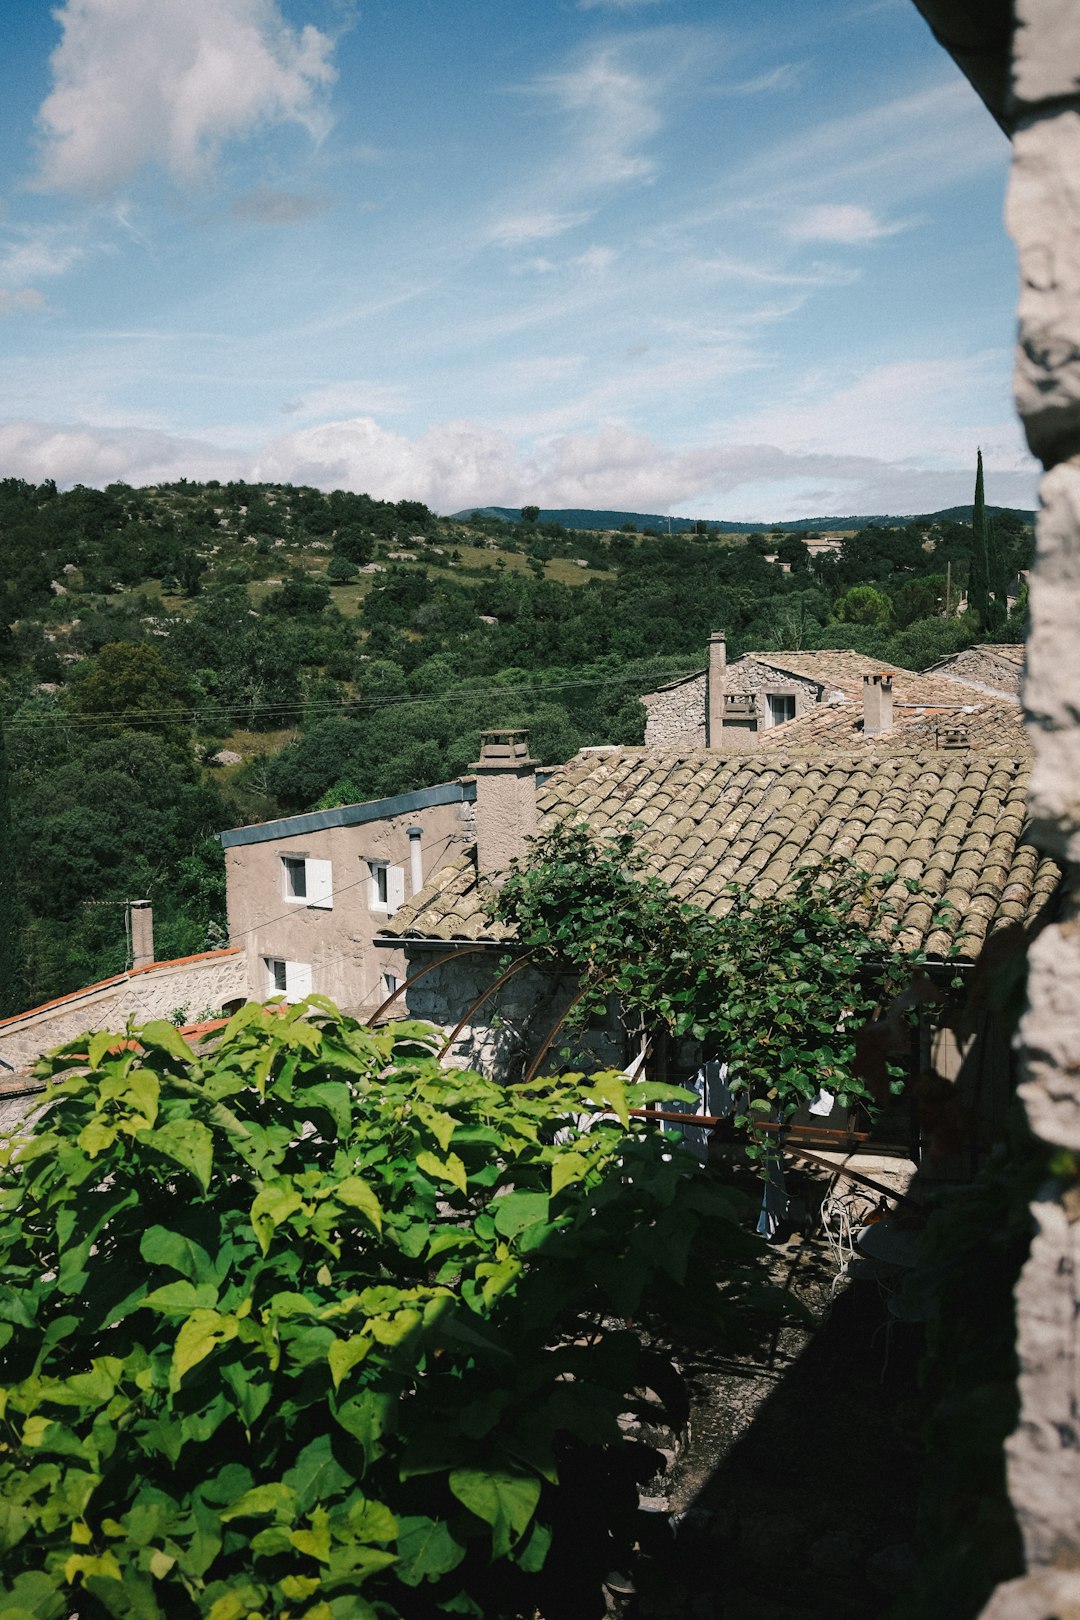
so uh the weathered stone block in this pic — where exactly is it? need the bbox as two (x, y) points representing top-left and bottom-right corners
(1007, 111), (1080, 463)
(1012, 0), (1080, 109)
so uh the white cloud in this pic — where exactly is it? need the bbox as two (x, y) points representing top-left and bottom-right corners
(0, 290), (46, 316)
(280, 381), (412, 419)
(0, 408), (1039, 519)
(537, 44), (663, 188)
(486, 210), (591, 247)
(0, 226), (88, 282)
(695, 250), (859, 287)
(34, 0), (337, 196)
(727, 64), (804, 96)
(787, 203), (910, 245)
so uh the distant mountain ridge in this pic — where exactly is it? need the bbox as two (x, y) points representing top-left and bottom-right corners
(454, 504), (1036, 533)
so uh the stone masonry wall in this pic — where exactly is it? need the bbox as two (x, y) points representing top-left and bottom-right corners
(0, 951), (251, 1072)
(401, 949), (624, 1078)
(981, 4), (1080, 1613)
(641, 659), (820, 748)
(642, 673), (707, 747)
(932, 646), (1024, 698)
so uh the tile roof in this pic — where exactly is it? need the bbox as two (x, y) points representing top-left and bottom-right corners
(0, 948), (244, 1030)
(378, 749), (1057, 963)
(754, 692), (1028, 754)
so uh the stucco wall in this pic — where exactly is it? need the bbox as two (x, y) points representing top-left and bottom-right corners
(0, 950), (250, 1072)
(225, 798), (474, 1016)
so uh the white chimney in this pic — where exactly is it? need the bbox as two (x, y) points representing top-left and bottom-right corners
(470, 730), (538, 886)
(130, 901), (154, 969)
(863, 674), (894, 736)
(407, 826), (424, 895)
(706, 630), (727, 747)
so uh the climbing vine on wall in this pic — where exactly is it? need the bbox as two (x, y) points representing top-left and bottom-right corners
(493, 821), (928, 1143)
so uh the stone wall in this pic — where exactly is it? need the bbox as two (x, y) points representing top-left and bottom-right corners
(224, 795), (473, 1016)
(980, 2), (1080, 1610)
(0, 950), (251, 1072)
(641, 658), (820, 748)
(400, 947), (624, 1077)
(930, 646), (1024, 697)
(642, 672), (707, 747)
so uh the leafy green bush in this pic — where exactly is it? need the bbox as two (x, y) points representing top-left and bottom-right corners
(0, 1000), (764, 1619)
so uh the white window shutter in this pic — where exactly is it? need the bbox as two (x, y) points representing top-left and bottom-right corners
(387, 865), (405, 915)
(285, 960), (313, 999)
(306, 858), (334, 909)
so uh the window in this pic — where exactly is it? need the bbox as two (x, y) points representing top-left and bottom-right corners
(265, 958), (313, 998)
(280, 855), (333, 908)
(767, 693), (797, 726)
(383, 973), (399, 997)
(368, 861), (405, 915)
(282, 857), (307, 900)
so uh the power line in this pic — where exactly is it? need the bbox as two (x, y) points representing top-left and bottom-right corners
(3, 663), (699, 730)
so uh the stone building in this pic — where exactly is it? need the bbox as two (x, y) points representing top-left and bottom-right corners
(376, 729), (1057, 1169)
(638, 632), (985, 750)
(924, 642), (1025, 698)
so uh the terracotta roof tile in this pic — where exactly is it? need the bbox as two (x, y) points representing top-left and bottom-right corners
(379, 748), (1057, 963)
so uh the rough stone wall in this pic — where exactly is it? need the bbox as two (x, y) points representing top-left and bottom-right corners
(641, 659), (818, 748)
(642, 674), (706, 747)
(0, 952), (251, 1072)
(981, 5), (1080, 1611)
(932, 646), (1025, 697)
(400, 949), (624, 1077)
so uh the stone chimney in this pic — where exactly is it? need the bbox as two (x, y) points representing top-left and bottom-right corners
(469, 729), (538, 887)
(706, 630), (727, 747)
(862, 673), (894, 737)
(130, 901), (154, 969)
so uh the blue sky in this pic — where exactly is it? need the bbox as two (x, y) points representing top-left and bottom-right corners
(0, 0), (1038, 519)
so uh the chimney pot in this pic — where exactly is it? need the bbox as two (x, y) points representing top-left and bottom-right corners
(862, 673), (894, 736)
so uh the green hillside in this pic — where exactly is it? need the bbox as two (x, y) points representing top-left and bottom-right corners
(0, 475), (1031, 1010)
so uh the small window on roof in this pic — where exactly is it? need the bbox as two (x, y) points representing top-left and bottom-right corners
(767, 693), (797, 726)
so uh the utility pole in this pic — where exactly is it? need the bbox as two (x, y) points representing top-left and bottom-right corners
(945, 560), (952, 617)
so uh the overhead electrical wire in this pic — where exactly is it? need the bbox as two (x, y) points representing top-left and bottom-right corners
(3, 663), (700, 729)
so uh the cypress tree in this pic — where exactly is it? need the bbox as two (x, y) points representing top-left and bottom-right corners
(988, 507), (1010, 633)
(969, 448), (992, 631)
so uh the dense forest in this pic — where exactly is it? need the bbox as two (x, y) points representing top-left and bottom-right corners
(0, 475), (1031, 1012)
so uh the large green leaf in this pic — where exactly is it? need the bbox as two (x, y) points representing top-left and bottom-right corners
(333, 1177), (382, 1233)
(282, 1435), (352, 1514)
(448, 1468), (541, 1559)
(394, 1516), (466, 1586)
(168, 1309), (237, 1392)
(146, 1119), (213, 1193)
(492, 1191), (549, 1240)
(138, 1226), (213, 1284)
(249, 1183), (303, 1256)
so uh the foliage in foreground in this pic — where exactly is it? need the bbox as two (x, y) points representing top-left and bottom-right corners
(0, 1000), (768, 1620)
(494, 822), (924, 1145)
